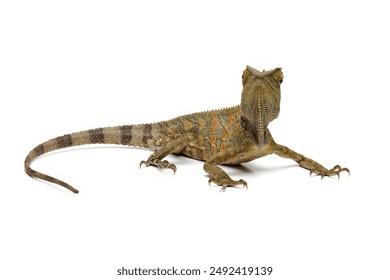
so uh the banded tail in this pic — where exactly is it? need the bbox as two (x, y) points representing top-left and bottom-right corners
(24, 124), (162, 193)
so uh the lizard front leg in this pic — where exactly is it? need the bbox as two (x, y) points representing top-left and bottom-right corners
(272, 143), (349, 178)
(140, 134), (194, 174)
(204, 152), (248, 191)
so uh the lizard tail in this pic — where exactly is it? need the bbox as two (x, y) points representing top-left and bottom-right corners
(24, 124), (162, 193)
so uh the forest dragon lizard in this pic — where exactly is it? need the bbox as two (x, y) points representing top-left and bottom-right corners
(24, 66), (349, 193)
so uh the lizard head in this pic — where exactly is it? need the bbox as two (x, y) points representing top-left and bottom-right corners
(240, 66), (283, 145)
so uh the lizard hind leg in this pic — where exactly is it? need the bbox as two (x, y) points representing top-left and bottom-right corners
(139, 134), (194, 174)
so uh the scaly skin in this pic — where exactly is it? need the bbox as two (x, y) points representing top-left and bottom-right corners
(25, 66), (349, 193)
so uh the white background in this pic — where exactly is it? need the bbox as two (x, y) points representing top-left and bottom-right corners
(1, 1), (389, 279)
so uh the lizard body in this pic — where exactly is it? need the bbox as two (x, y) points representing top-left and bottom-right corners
(25, 66), (349, 193)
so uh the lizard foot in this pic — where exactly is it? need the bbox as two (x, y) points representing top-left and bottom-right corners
(208, 178), (248, 192)
(310, 164), (350, 179)
(140, 158), (177, 174)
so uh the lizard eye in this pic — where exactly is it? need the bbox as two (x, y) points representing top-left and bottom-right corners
(280, 78), (283, 84)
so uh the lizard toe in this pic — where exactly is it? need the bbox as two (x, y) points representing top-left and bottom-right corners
(139, 158), (177, 174)
(310, 165), (350, 179)
(208, 177), (248, 190)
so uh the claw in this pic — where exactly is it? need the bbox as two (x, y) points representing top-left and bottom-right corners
(310, 164), (350, 179)
(219, 184), (227, 192)
(335, 166), (350, 177)
(167, 163), (177, 174)
(139, 160), (147, 169)
(208, 177), (248, 190)
(139, 158), (177, 174)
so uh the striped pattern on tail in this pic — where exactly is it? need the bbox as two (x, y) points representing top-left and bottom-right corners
(24, 124), (164, 193)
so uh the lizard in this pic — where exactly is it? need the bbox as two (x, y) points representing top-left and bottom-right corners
(24, 66), (349, 194)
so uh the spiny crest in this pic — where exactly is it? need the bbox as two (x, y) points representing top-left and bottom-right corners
(172, 105), (240, 120)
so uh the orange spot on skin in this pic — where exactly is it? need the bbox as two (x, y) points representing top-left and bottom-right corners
(226, 113), (237, 136)
(210, 118), (219, 132)
(228, 114), (234, 123)
(210, 135), (217, 155)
